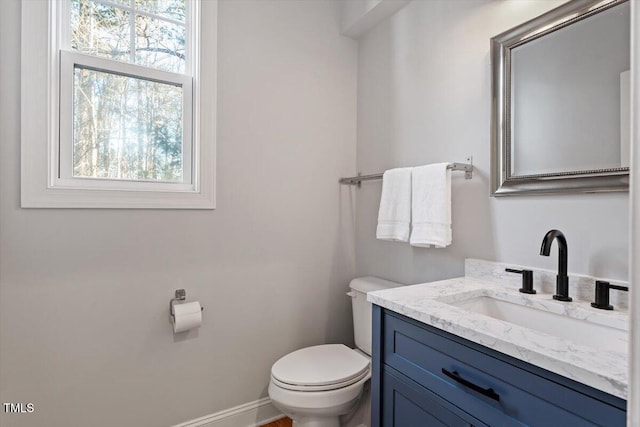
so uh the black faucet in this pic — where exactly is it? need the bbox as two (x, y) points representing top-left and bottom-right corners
(505, 268), (536, 294)
(540, 229), (572, 302)
(591, 281), (629, 310)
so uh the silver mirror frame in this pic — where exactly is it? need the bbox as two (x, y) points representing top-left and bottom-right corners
(490, 0), (630, 196)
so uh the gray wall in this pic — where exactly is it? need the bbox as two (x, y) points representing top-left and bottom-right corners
(355, 0), (630, 285)
(0, 1), (357, 426)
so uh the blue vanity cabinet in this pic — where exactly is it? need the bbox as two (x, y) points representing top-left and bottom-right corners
(371, 306), (627, 427)
(381, 367), (487, 427)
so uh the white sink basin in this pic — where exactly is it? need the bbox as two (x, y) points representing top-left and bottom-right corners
(449, 294), (629, 354)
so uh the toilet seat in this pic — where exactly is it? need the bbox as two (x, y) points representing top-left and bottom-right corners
(271, 344), (370, 392)
(271, 368), (369, 392)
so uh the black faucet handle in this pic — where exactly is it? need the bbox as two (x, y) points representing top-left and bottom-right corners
(505, 268), (536, 294)
(591, 281), (628, 310)
(609, 284), (629, 292)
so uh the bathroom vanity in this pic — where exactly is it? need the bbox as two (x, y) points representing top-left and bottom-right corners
(368, 261), (628, 427)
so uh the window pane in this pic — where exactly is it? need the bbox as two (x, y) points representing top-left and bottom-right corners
(135, 14), (186, 73)
(135, 0), (186, 21)
(71, 0), (131, 63)
(71, 0), (187, 73)
(73, 67), (184, 182)
(107, 0), (132, 6)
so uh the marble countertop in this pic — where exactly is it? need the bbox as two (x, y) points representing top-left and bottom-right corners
(367, 276), (628, 399)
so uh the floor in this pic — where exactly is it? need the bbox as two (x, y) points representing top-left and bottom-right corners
(261, 417), (292, 427)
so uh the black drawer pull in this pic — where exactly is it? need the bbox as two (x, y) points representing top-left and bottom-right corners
(441, 368), (500, 402)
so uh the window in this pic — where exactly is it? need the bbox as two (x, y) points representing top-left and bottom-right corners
(21, 0), (216, 208)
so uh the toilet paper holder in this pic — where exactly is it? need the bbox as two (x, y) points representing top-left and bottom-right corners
(170, 289), (204, 322)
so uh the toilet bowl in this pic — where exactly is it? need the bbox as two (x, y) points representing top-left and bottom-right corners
(268, 277), (402, 427)
(269, 344), (370, 427)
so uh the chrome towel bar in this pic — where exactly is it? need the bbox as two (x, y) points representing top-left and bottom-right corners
(339, 157), (473, 186)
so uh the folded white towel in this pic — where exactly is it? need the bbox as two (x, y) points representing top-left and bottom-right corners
(410, 163), (452, 248)
(376, 167), (412, 242)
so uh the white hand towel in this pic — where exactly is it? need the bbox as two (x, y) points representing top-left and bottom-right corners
(376, 167), (412, 242)
(410, 163), (452, 248)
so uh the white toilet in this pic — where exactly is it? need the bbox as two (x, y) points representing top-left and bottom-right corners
(268, 277), (401, 427)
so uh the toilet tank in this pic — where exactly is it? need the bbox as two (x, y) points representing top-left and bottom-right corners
(349, 277), (403, 356)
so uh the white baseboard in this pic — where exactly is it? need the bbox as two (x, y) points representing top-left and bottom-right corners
(172, 397), (283, 427)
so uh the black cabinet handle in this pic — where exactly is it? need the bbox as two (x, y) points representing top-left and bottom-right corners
(441, 368), (500, 402)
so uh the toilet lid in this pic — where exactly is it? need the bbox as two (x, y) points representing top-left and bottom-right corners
(271, 344), (370, 389)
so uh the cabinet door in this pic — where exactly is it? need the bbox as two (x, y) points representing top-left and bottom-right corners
(379, 308), (626, 427)
(382, 368), (487, 427)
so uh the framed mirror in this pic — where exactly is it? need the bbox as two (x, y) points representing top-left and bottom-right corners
(491, 0), (630, 196)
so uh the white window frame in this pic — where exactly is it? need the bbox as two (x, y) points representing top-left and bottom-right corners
(21, 0), (216, 208)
